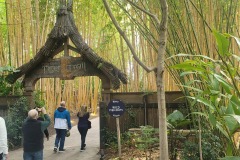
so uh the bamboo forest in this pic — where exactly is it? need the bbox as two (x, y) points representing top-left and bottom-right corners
(0, 0), (240, 160)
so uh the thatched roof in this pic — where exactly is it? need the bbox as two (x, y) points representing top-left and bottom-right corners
(6, 0), (127, 90)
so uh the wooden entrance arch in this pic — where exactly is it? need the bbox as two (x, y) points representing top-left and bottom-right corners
(6, 0), (127, 105)
(6, 1), (127, 156)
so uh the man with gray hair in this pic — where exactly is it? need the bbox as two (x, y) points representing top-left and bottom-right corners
(53, 101), (72, 152)
(22, 107), (50, 160)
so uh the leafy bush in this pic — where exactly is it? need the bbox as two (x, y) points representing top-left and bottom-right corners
(103, 128), (118, 149)
(167, 110), (191, 129)
(135, 125), (159, 150)
(34, 90), (45, 107)
(6, 97), (29, 149)
(170, 32), (240, 156)
(181, 131), (222, 160)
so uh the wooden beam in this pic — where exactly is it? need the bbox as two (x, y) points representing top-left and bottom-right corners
(68, 45), (81, 54)
(64, 38), (69, 56)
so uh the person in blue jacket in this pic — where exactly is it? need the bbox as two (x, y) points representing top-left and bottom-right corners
(77, 105), (90, 151)
(53, 101), (72, 152)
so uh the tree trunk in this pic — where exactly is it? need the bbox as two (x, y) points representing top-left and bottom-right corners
(157, 0), (169, 159)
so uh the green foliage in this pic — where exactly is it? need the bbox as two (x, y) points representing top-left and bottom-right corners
(135, 125), (158, 150)
(167, 110), (191, 129)
(5, 97), (29, 149)
(103, 128), (118, 149)
(181, 132), (222, 160)
(220, 157), (240, 160)
(126, 105), (138, 128)
(0, 66), (22, 96)
(170, 32), (240, 156)
(181, 141), (199, 160)
(34, 90), (45, 107)
(167, 110), (192, 160)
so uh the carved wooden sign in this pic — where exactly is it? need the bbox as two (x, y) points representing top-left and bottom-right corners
(26, 56), (102, 80)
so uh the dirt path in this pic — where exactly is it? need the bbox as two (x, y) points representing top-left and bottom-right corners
(9, 117), (100, 160)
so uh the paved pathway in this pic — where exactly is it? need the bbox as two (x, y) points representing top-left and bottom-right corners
(9, 117), (101, 160)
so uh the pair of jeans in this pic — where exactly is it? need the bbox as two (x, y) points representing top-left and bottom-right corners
(78, 127), (88, 149)
(23, 150), (43, 160)
(54, 129), (67, 150)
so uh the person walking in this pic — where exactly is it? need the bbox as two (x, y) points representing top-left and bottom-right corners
(0, 116), (8, 160)
(53, 101), (72, 152)
(22, 107), (50, 160)
(77, 105), (90, 151)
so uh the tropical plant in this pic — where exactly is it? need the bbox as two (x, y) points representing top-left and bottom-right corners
(181, 131), (222, 160)
(5, 97), (29, 149)
(167, 110), (191, 160)
(135, 125), (159, 159)
(167, 110), (191, 129)
(169, 31), (240, 156)
(34, 90), (46, 108)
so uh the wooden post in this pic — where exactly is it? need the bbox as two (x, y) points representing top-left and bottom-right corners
(22, 77), (37, 108)
(116, 117), (121, 158)
(99, 102), (106, 158)
(23, 91), (35, 108)
(64, 38), (69, 57)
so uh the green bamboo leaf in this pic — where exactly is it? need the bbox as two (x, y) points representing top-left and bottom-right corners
(190, 112), (207, 118)
(166, 53), (217, 62)
(220, 156), (240, 160)
(229, 115), (240, 125)
(210, 89), (220, 95)
(171, 63), (205, 72)
(213, 30), (230, 56)
(178, 85), (203, 93)
(232, 105), (240, 115)
(216, 121), (230, 140)
(211, 76), (220, 91)
(230, 95), (240, 115)
(171, 63), (193, 70)
(224, 115), (239, 134)
(185, 79), (202, 86)
(226, 141), (233, 156)
(186, 96), (215, 111)
(225, 103), (235, 114)
(180, 71), (197, 77)
(208, 112), (216, 127)
(213, 74), (233, 94)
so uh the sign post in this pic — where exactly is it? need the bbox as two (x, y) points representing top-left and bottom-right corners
(108, 100), (125, 158)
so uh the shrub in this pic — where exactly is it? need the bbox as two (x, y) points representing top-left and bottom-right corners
(181, 131), (222, 160)
(6, 97), (29, 149)
(0, 66), (23, 96)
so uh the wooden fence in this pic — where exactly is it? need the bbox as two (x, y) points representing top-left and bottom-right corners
(101, 91), (187, 132)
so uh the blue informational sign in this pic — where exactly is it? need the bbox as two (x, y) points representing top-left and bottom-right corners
(107, 100), (125, 118)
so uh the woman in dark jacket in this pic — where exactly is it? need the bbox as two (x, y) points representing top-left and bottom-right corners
(77, 105), (90, 151)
